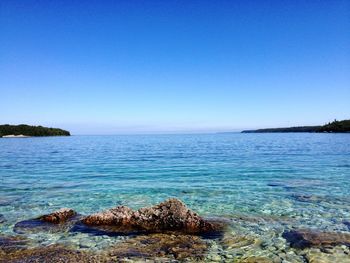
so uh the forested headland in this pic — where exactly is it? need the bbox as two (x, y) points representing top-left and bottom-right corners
(242, 119), (350, 133)
(0, 124), (70, 137)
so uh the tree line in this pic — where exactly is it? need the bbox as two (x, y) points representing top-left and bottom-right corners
(242, 119), (350, 133)
(0, 124), (70, 137)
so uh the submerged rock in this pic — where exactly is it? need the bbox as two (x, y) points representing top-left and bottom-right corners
(14, 208), (80, 234)
(290, 194), (350, 206)
(291, 194), (323, 203)
(303, 246), (350, 263)
(0, 214), (5, 224)
(14, 219), (70, 234)
(82, 198), (223, 235)
(221, 233), (258, 249)
(343, 221), (350, 231)
(0, 197), (20, 207)
(39, 208), (76, 224)
(107, 233), (208, 260)
(282, 229), (350, 249)
(237, 257), (273, 263)
(0, 235), (206, 262)
(0, 244), (105, 263)
(0, 235), (28, 254)
(268, 179), (324, 190)
(231, 213), (293, 225)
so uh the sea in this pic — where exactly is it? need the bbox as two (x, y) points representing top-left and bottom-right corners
(1, 133), (350, 261)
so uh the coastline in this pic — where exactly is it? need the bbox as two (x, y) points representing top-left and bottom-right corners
(241, 119), (350, 133)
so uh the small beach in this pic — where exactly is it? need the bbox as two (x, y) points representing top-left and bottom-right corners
(1, 135), (31, 138)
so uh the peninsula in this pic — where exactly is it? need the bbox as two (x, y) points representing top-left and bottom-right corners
(242, 119), (350, 133)
(0, 124), (70, 137)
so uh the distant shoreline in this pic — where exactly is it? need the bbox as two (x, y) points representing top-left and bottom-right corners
(0, 124), (70, 138)
(241, 119), (350, 133)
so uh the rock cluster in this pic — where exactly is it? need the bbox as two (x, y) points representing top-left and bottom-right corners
(82, 198), (220, 234)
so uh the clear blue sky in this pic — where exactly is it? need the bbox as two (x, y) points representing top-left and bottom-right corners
(1, 0), (349, 134)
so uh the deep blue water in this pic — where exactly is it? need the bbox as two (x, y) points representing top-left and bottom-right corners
(1, 133), (350, 257)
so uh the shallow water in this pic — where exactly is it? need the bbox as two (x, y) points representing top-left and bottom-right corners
(1, 133), (350, 261)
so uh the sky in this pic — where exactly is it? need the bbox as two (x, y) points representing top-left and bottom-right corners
(1, 0), (349, 134)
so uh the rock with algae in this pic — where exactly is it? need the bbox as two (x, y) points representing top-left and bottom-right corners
(107, 233), (208, 260)
(0, 244), (105, 263)
(1, 233), (209, 262)
(0, 234), (107, 263)
(82, 198), (223, 235)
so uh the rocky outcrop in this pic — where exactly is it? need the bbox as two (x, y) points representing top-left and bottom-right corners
(82, 198), (222, 234)
(39, 208), (76, 224)
(13, 200), (223, 236)
(282, 229), (350, 249)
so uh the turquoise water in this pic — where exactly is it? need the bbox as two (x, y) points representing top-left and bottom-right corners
(1, 133), (350, 260)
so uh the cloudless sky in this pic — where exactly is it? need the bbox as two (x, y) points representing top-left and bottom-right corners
(1, 0), (349, 134)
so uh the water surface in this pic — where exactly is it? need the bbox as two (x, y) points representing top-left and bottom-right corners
(1, 134), (350, 261)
